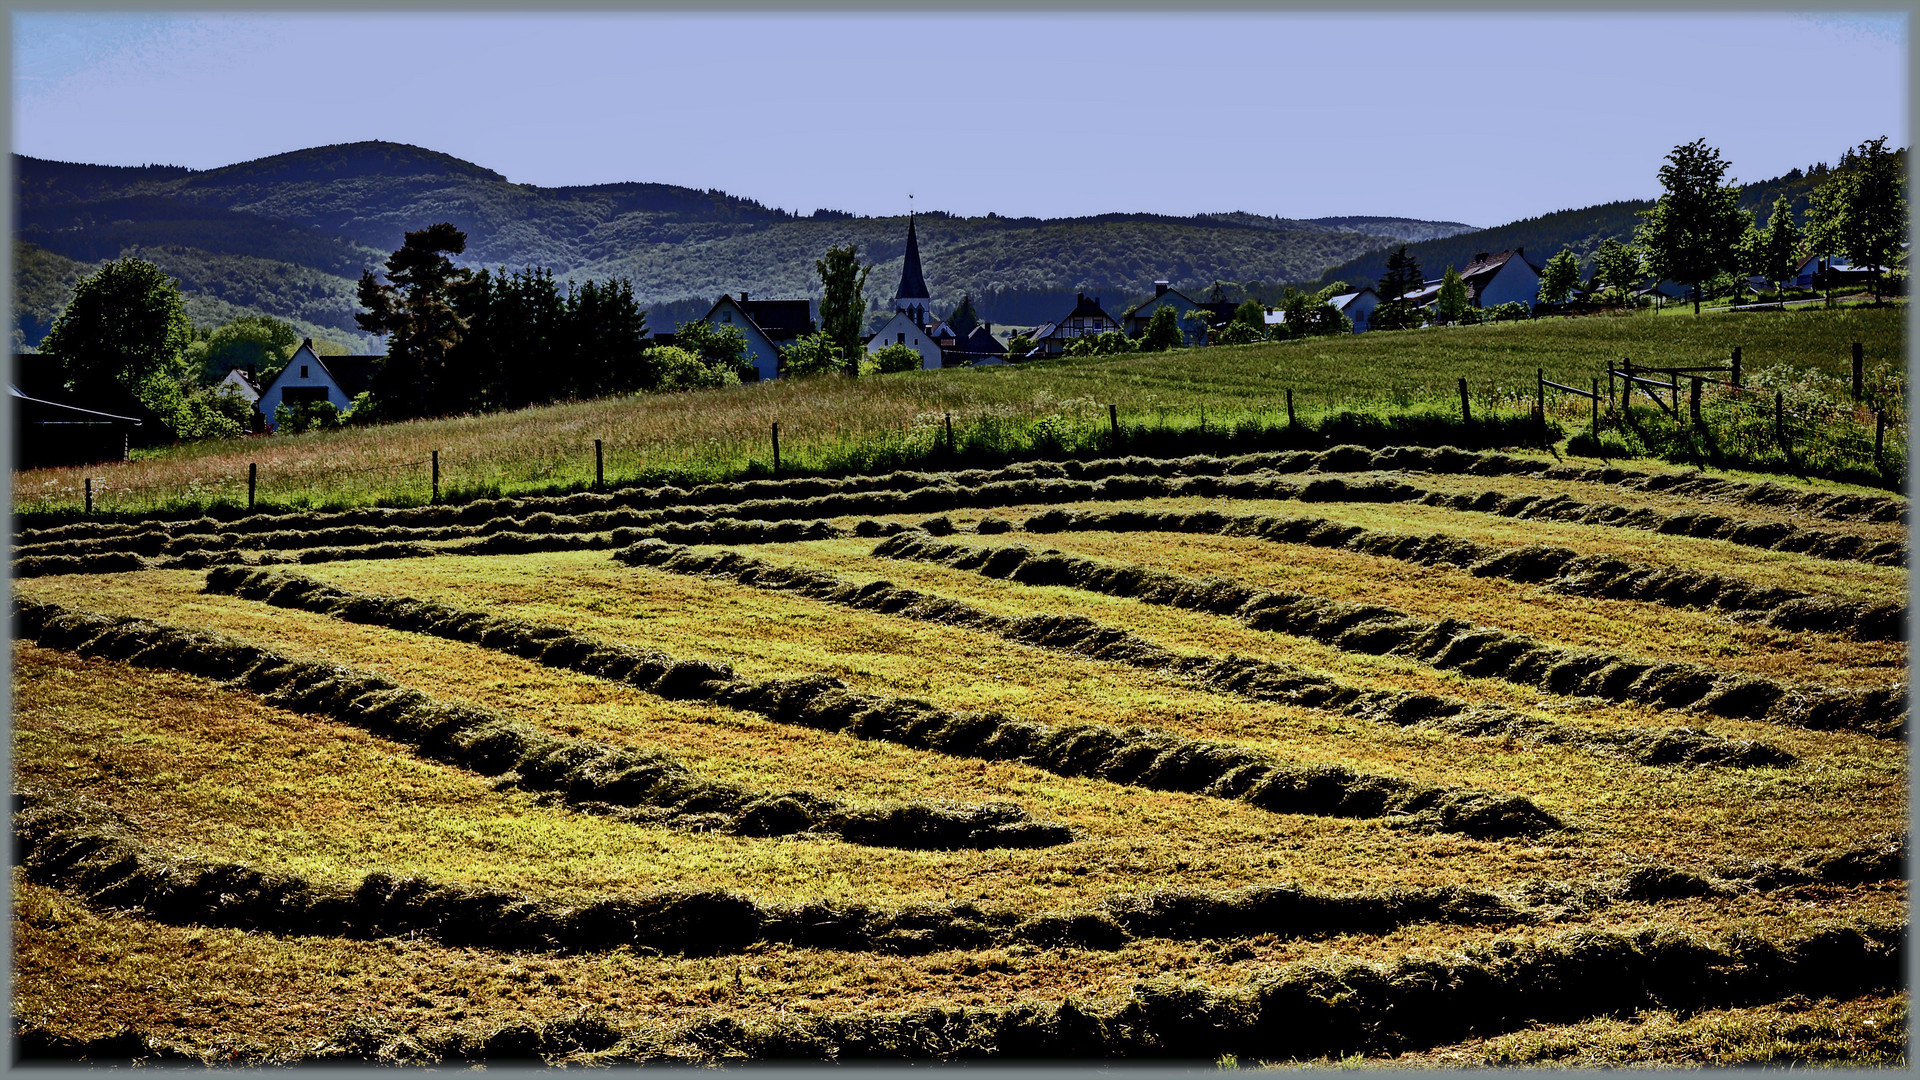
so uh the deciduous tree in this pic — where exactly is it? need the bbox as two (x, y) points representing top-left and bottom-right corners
(40, 256), (194, 406)
(1592, 238), (1646, 305)
(1536, 248), (1581, 306)
(1836, 136), (1906, 303)
(1634, 139), (1750, 314)
(1747, 194), (1802, 304)
(1137, 305), (1182, 351)
(947, 294), (980, 335)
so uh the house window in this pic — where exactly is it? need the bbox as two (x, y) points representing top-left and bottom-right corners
(723, 313), (732, 323)
(898, 333), (906, 344)
(300, 365), (309, 378)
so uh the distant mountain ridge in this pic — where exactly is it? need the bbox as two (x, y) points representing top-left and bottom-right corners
(13, 141), (1476, 347)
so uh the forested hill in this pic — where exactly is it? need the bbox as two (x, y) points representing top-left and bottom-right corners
(1301, 160), (1878, 294)
(13, 141), (1475, 348)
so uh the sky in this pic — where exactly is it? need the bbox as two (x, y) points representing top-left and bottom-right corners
(11, 11), (1910, 229)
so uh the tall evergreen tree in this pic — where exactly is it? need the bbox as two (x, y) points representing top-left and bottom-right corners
(1377, 245), (1422, 304)
(1634, 140), (1750, 314)
(357, 222), (471, 418)
(948, 294), (980, 335)
(815, 244), (872, 375)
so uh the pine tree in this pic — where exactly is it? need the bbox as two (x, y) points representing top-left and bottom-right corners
(948, 294), (980, 335)
(357, 222), (471, 419)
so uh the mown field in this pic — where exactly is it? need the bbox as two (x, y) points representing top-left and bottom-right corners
(11, 304), (1902, 517)
(11, 441), (1907, 1065)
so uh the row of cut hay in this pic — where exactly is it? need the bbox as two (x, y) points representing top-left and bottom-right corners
(11, 600), (1069, 851)
(12, 518), (839, 579)
(1022, 508), (1906, 641)
(19, 452), (1904, 574)
(613, 537), (1794, 770)
(20, 913), (1902, 1064)
(11, 791), (1527, 957)
(15, 787), (1901, 964)
(204, 565), (1559, 839)
(19, 441), (1901, 546)
(874, 532), (1905, 741)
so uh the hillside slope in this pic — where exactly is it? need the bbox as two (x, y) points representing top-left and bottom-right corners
(14, 142), (1474, 345)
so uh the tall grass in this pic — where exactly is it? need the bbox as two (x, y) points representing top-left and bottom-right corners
(14, 304), (1903, 516)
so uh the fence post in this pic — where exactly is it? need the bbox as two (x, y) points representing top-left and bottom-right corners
(1774, 390), (1786, 451)
(84, 477), (93, 515)
(1285, 389), (1296, 428)
(1108, 403), (1119, 442)
(1622, 359), (1634, 410)
(1875, 408), (1886, 468)
(594, 439), (604, 491)
(431, 450), (440, 504)
(1731, 346), (1742, 389)
(1199, 405), (1206, 434)
(945, 413), (954, 453)
(1852, 342), (1864, 401)
(1535, 367), (1545, 439)
(1689, 376), (1703, 429)
(771, 422), (781, 474)
(1457, 377), (1471, 424)
(248, 462), (257, 511)
(1590, 377), (1599, 435)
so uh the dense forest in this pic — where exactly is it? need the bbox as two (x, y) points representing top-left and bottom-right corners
(12, 142), (1471, 348)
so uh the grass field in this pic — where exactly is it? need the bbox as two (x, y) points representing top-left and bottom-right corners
(11, 439), (1906, 1065)
(11, 304), (1903, 517)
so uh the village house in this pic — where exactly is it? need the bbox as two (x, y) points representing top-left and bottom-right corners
(1264, 287), (1379, 333)
(1124, 282), (1212, 345)
(257, 340), (380, 429)
(941, 323), (1008, 366)
(700, 293), (817, 381)
(1031, 293), (1123, 357)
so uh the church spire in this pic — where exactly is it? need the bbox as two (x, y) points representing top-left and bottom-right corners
(894, 209), (930, 305)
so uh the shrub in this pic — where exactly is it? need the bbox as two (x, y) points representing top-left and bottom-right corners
(274, 398), (343, 435)
(871, 343), (924, 374)
(1136, 306), (1183, 352)
(779, 332), (845, 377)
(650, 345), (736, 392)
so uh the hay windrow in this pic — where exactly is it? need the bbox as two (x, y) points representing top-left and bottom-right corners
(1022, 507), (1906, 642)
(206, 565), (1561, 839)
(873, 532), (1905, 742)
(14, 806), (1901, 1068)
(596, 536), (1795, 769)
(10, 599), (1068, 852)
(18, 445), (1901, 572)
(15, 788), (1899, 964)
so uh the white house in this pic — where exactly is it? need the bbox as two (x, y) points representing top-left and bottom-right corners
(216, 367), (262, 406)
(865, 308), (945, 370)
(700, 294), (784, 381)
(1268, 288), (1379, 333)
(257, 340), (380, 430)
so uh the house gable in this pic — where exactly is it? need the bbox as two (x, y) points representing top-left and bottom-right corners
(706, 294), (783, 381)
(865, 309), (944, 370)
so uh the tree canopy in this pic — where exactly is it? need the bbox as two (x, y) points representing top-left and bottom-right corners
(1833, 136), (1906, 302)
(1635, 139), (1750, 313)
(1536, 249), (1580, 305)
(815, 244), (872, 375)
(39, 256), (194, 403)
(356, 222), (471, 418)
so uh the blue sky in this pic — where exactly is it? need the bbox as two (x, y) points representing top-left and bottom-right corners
(12, 11), (1909, 228)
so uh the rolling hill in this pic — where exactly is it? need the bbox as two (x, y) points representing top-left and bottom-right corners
(13, 142), (1475, 349)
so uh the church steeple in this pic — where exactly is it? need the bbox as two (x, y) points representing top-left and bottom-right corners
(894, 212), (930, 309)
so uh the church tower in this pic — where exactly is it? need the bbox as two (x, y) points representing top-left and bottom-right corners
(892, 214), (931, 326)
